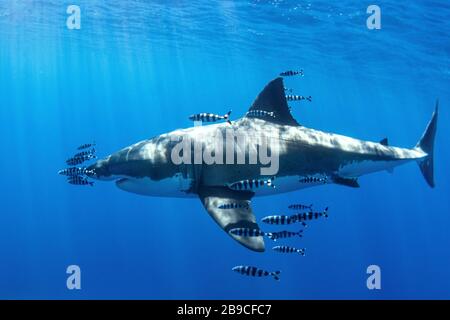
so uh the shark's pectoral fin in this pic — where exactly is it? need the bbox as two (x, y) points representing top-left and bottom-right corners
(332, 176), (360, 188)
(198, 186), (265, 252)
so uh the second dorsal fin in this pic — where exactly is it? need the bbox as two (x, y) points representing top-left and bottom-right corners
(379, 138), (389, 146)
(247, 77), (300, 126)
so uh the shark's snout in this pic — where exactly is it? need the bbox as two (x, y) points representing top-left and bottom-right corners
(86, 158), (115, 181)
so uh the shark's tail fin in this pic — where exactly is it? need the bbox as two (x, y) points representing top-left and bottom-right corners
(415, 101), (438, 188)
(224, 110), (232, 125)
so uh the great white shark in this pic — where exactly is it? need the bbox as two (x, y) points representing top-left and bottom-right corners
(87, 77), (438, 252)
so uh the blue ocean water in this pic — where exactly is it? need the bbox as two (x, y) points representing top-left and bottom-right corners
(0, 0), (449, 299)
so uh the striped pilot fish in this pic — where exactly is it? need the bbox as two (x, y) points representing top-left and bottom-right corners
(227, 177), (275, 191)
(232, 266), (281, 281)
(58, 167), (94, 177)
(218, 202), (249, 210)
(272, 245), (306, 256)
(246, 110), (276, 119)
(285, 95), (312, 102)
(293, 207), (329, 222)
(229, 228), (273, 239)
(299, 175), (328, 184)
(269, 229), (303, 241)
(77, 142), (96, 150)
(261, 214), (297, 225)
(67, 175), (94, 186)
(279, 70), (304, 77)
(189, 110), (232, 124)
(73, 148), (96, 158)
(66, 153), (97, 166)
(288, 204), (313, 210)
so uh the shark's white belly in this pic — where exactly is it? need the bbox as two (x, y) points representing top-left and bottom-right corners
(116, 174), (196, 198)
(115, 172), (329, 198)
(114, 158), (416, 198)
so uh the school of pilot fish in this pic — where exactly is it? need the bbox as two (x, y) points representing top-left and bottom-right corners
(60, 70), (320, 282)
(230, 203), (330, 281)
(58, 142), (97, 185)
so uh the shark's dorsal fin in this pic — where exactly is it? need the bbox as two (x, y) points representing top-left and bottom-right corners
(247, 77), (300, 126)
(379, 138), (389, 146)
(198, 186), (265, 252)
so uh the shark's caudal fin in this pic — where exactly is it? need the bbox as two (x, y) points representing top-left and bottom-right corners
(415, 101), (438, 188)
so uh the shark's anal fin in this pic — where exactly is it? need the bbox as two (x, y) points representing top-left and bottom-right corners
(332, 176), (360, 188)
(247, 77), (300, 126)
(198, 186), (265, 252)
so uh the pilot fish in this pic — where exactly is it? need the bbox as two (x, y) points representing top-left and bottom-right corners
(73, 149), (96, 158)
(272, 245), (306, 256)
(189, 110), (232, 124)
(261, 214), (302, 226)
(67, 175), (94, 186)
(218, 202), (250, 210)
(66, 153), (97, 166)
(285, 95), (312, 102)
(227, 177), (275, 191)
(299, 176), (328, 184)
(58, 167), (93, 177)
(279, 70), (304, 77)
(293, 207), (329, 223)
(229, 228), (272, 239)
(288, 204), (313, 210)
(246, 110), (275, 119)
(77, 142), (96, 150)
(232, 266), (281, 281)
(268, 229), (304, 241)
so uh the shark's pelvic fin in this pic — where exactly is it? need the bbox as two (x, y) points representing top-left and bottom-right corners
(198, 186), (265, 252)
(247, 77), (300, 126)
(332, 176), (360, 188)
(415, 101), (438, 188)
